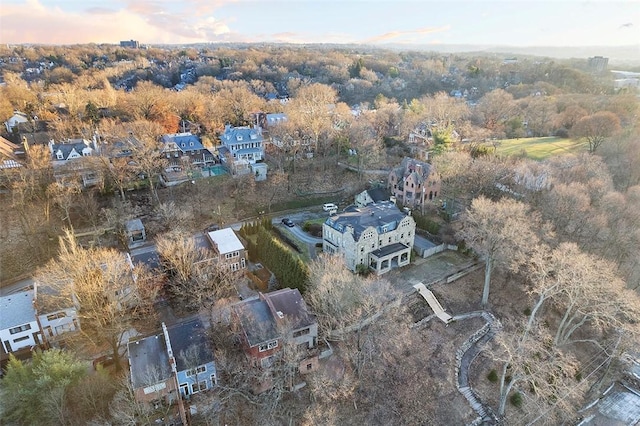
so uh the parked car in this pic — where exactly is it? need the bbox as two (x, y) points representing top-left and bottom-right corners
(323, 203), (338, 211)
(281, 218), (295, 227)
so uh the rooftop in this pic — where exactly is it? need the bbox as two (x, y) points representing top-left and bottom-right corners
(234, 297), (278, 347)
(325, 201), (409, 241)
(167, 318), (213, 372)
(128, 334), (171, 389)
(207, 228), (245, 254)
(263, 288), (315, 331)
(0, 290), (36, 330)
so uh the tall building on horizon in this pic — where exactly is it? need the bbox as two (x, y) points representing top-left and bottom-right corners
(120, 40), (140, 49)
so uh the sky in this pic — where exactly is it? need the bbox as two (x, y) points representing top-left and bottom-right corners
(0, 0), (638, 47)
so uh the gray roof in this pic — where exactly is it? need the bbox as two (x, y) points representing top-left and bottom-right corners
(234, 289), (315, 347)
(234, 297), (278, 347)
(52, 140), (92, 160)
(367, 188), (390, 203)
(220, 125), (263, 147)
(371, 242), (409, 258)
(392, 157), (433, 185)
(0, 290), (36, 330)
(161, 133), (208, 153)
(125, 219), (144, 232)
(325, 201), (408, 241)
(167, 319), (213, 372)
(264, 288), (315, 331)
(128, 334), (171, 389)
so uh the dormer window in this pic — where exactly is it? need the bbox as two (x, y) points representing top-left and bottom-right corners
(56, 151), (64, 160)
(236, 135), (243, 141)
(250, 134), (257, 140)
(189, 142), (194, 147)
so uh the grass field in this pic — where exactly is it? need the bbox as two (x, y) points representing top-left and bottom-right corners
(489, 137), (587, 160)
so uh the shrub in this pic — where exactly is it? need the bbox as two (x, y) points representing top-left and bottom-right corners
(487, 369), (498, 383)
(523, 307), (532, 316)
(510, 392), (523, 408)
(575, 371), (583, 381)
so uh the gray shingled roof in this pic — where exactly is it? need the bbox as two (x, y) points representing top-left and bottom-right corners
(234, 297), (278, 347)
(167, 319), (213, 372)
(325, 201), (407, 241)
(220, 125), (263, 147)
(161, 133), (207, 153)
(128, 334), (171, 389)
(264, 288), (315, 331)
(0, 290), (36, 330)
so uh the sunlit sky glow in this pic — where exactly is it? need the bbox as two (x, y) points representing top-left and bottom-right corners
(0, 0), (638, 46)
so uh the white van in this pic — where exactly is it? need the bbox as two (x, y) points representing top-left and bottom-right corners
(323, 203), (338, 211)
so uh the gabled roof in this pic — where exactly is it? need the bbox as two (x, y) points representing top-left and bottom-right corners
(167, 319), (213, 372)
(161, 132), (206, 153)
(233, 288), (315, 347)
(51, 140), (93, 160)
(393, 157), (434, 185)
(325, 201), (409, 241)
(128, 333), (172, 389)
(263, 288), (315, 331)
(207, 228), (245, 254)
(234, 297), (278, 347)
(220, 125), (263, 147)
(0, 290), (36, 330)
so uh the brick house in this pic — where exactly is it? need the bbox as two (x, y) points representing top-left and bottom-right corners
(388, 157), (441, 210)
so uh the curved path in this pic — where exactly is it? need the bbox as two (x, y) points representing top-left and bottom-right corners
(452, 311), (502, 425)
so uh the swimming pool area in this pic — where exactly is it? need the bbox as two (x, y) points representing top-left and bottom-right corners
(203, 164), (228, 176)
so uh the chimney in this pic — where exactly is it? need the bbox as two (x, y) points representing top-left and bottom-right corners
(48, 139), (54, 154)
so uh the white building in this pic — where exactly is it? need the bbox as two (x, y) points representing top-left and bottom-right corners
(322, 201), (416, 275)
(206, 228), (247, 272)
(0, 290), (41, 354)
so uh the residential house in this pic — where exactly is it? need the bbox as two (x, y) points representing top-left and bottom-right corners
(354, 187), (390, 208)
(0, 136), (23, 171)
(388, 157), (441, 210)
(160, 132), (215, 167)
(232, 288), (318, 369)
(127, 331), (176, 407)
(128, 320), (216, 407)
(218, 125), (264, 171)
(49, 138), (96, 163)
(33, 278), (81, 345)
(49, 138), (102, 187)
(206, 228), (247, 272)
(0, 290), (42, 357)
(168, 319), (217, 398)
(4, 111), (29, 133)
(323, 201), (416, 275)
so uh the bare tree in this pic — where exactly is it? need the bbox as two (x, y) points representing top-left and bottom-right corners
(35, 230), (160, 371)
(305, 254), (397, 339)
(458, 196), (540, 307)
(572, 111), (621, 154)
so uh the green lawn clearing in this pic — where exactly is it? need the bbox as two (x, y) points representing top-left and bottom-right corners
(490, 137), (587, 160)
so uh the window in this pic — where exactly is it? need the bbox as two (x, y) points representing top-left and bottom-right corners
(230, 262), (239, 272)
(186, 366), (206, 377)
(241, 258), (246, 268)
(259, 340), (278, 352)
(210, 374), (217, 385)
(180, 383), (189, 396)
(9, 324), (31, 335)
(191, 381), (207, 394)
(56, 152), (64, 160)
(293, 328), (310, 338)
(13, 335), (30, 343)
(46, 312), (67, 321)
(306, 363), (313, 371)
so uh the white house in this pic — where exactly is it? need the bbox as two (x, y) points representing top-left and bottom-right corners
(4, 111), (29, 133)
(206, 228), (247, 272)
(219, 125), (264, 165)
(0, 290), (41, 355)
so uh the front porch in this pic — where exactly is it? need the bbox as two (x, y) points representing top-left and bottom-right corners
(368, 243), (411, 275)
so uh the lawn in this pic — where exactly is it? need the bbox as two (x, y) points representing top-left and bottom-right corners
(490, 137), (587, 160)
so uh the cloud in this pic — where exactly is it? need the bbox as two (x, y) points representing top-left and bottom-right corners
(363, 25), (451, 44)
(0, 0), (234, 44)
